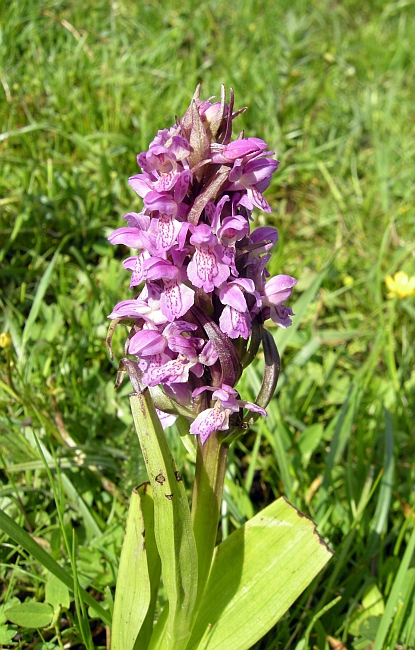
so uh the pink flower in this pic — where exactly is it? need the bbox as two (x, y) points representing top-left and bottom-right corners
(190, 384), (267, 444)
(108, 85), (295, 440)
(262, 275), (297, 306)
(187, 224), (230, 292)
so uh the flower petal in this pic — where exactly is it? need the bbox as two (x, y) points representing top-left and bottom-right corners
(156, 409), (178, 429)
(160, 278), (195, 321)
(218, 283), (247, 311)
(263, 275), (297, 306)
(187, 245), (230, 292)
(108, 227), (143, 248)
(189, 406), (230, 443)
(129, 330), (166, 356)
(219, 305), (251, 339)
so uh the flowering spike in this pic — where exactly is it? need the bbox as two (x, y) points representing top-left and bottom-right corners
(108, 86), (296, 442)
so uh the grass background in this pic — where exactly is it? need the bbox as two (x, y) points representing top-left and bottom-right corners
(1, 0), (415, 647)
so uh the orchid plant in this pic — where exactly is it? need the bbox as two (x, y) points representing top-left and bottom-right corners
(108, 86), (332, 650)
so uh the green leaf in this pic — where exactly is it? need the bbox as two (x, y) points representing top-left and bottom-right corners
(112, 484), (161, 650)
(0, 508), (111, 627)
(0, 624), (17, 645)
(349, 583), (385, 636)
(187, 497), (333, 650)
(45, 574), (71, 611)
(6, 602), (54, 628)
(147, 605), (169, 650)
(130, 392), (198, 650)
(298, 423), (324, 460)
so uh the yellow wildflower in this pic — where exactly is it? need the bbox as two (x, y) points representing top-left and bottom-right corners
(385, 271), (415, 299)
(0, 332), (12, 348)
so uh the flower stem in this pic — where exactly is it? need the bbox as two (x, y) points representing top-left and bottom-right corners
(191, 431), (228, 611)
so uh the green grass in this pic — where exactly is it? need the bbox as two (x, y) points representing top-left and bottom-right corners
(1, 0), (415, 647)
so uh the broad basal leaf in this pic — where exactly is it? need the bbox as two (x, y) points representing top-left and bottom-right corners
(187, 497), (333, 650)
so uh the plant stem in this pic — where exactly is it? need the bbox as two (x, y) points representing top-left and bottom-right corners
(386, 296), (400, 394)
(191, 431), (228, 611)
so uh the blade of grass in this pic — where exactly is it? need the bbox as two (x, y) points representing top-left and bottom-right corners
(72, 529), (94, 650)
(19, 234), (71, 366)
(25, 428), (102, 540)
(372, 523), (415, 650)
(274, 267), (328, 356)
(0, 508), (111, 626)
(366, 408), (395, 557)
(33, 428), (108, 636)
(244, 430), (262, 495)
(387, 567), (415, 650)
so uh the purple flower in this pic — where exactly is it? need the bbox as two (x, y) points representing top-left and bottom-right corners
(129, 328), (166, 356)
(187, 224), (230, 292)
(190, 384), (267, 444)
(140, 354), (194, 387)
(217, 278), (260, 339)
(108, 85), (296, 441)
(210, 138), (268, 164)
(262, 274), (297, 306)
(219, 307), (251, 340)
(156, 408), (178, 429)
(249, 226), (279, 254)
(268, 304), (295, 328)
(160, 271), (195, 322)
(123, 253), (150, 288)
(109, 296), (167, 325)
(227, 158), (279, 212)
